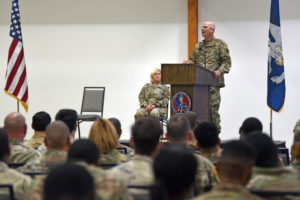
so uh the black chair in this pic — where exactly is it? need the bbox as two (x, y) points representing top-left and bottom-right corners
(0, 184), (14, 200)
(127, 185), (151, 200)
(278, 147), (290, 166)
(7, 162), (25, 169)
(22, 171), (48, 178)
(77, 87), (105, 138)
(98, 163), (119, 170)
(116, 147), (128, 155)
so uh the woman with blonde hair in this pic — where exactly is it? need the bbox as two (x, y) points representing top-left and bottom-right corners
(88, 118), (129, 165)
(135, 68), (169, 120)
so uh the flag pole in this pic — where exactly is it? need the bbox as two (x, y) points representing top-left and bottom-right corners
(270, 109), (273, 139)
(17, 100), (19, 112)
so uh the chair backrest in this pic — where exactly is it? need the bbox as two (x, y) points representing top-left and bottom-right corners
(0, 184), (14, 200)
(7, 162), (25, 169)
(278, 147), (290, 165)
(80, 87), (105, 115)
(116, 147), (128, 155)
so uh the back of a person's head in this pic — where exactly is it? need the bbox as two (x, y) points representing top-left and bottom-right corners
(108, 117), (122, 136)
(44, 163), (94, 200)
(88, 118), (119, 153)
(184, 111), (199, 130)
(219, 140), (255, 184)
(4, 112), (26, 134)
(131, 117), (162, 156)
(167, 114), (191, 142)
(194, 122), (219, 148)
(239, 117), (263, 138)
(0, 128), (9, 161)
(45, 121), (70, 150)
(68, 139), (99, 165)
(151, 144), (197, 200)
(293, 119), (300, 134)
(245, 132), (280, 168)
(55, 109), (78, 133)
(32, 111), (51, 131)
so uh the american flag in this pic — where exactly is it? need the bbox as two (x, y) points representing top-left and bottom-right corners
(4, 0), (28, 112)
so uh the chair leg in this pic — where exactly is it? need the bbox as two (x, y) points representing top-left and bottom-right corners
(77, 121), (81, 139)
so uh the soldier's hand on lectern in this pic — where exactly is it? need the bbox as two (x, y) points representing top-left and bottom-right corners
(183, 59), (190, 64)
(214, 70), (222, 79)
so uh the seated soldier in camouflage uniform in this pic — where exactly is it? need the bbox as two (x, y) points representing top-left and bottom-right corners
(89, 118), (129, 166)
(246, 132), (300, 199)
(193, 122), (222, 166)
(109, 117), (134, 156)
(293, 119), (300, 134)
(239, 117), (263, 140)
(135, 68), (169, 120)
(151, 144), (197, 200)
(166, 114), (219, 195)
(4, 112), (40, 164)
(0, 128), (32, 200)
(20, 121), (70, 173)
(24, 111), (51, 149)
(193, 140), (263, 200)
(291, 132), (300, 169)
(30, 139), (132, 200)
(109, 117), (162, 186)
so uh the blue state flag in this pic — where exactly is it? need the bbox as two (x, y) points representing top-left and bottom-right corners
(267, 0), (285, 112)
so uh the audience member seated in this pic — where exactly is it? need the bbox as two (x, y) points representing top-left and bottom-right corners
(4, 112), (40, 164)
(109, 117), (162, 186)
(239, 117), (263, 140)
(0, 128), (32, 200)
(24, 111), (51, 149)
(184, 111), (201, 148)
(151, 144), (197, 200)
(89, 118), (129, 166)
(293, 119), (300, 134)
(134, 68), (169, 120)
(109, 117), (134, 156)
(166, 114), (219, 195)
(37, 109), (77, 155)
(194, 140), (262, 200)
(246, 132), (300, 199)
(194, 122), (222, 166)
(20, 121), (70, 173)
(43, 163), (94, 200)
(291, 132), (300, 168)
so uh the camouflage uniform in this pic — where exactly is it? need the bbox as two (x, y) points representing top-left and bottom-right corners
(247, 167), (300, 199)
(195, 148), (222, 166)
(19, 149), (67, 173)
(193, 184), (263, 200)
(99, 149), (129, 165)
(8, 139), (40, 164)
(29, 162), (133, 200)
(135, 83), (169, 120)
(0, 161), (32, 200)
(293, 119), (300, 134)
(194, 153), (220, 195)
(36, 143), (47, 155)
(24, 134), (45, 149)
(190, 37), (231, 133)
(108, 155), (154, 186)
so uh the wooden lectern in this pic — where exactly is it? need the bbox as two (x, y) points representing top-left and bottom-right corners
(161, 64), (218, 122)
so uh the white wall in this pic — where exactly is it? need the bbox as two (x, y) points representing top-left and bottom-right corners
(0, 0), (299, 150)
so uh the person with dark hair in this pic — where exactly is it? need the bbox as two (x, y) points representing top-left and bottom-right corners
(43, 163), (95, 200)
(151, 144), (197, 200)
(20, 121), (70, 173)
(67, 139), (132, 200)
(184, 111), (201, 148)
(109, 117), (134, 156)
(37, 109), (78, 155)
(166, 114), (219, 195)
(194, 122), (222, 165)
(4, 112), (40, 163)
(239, 117), (263, 140)
(194, 140), (262, 200)
(24, 111), (51, 149)
(0, 128), (32, 200)
(109, 117), (162, 186)
(246, 132), (300, 198)
(291, 132), (300, 168)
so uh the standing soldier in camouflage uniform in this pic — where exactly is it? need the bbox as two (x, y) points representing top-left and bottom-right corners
(20, 121), (70, 173)
(0, 128), (32, 200)
(4, 112), (40, 164)
(24, 111), (51, 149)
(135, 68), (169, 120)
(184, 21), (231, 133)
